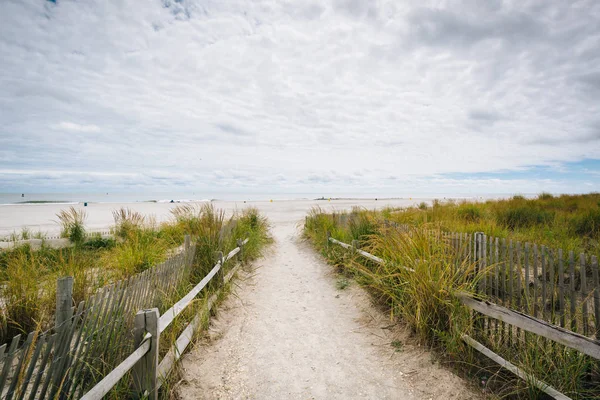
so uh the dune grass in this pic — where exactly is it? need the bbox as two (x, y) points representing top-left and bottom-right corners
(56, 206), (87, 245)
(385, 193), (600, 257)
(304, 198), (600, 399)
(0, 204), (270, 347)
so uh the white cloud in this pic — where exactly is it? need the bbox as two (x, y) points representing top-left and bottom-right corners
(52, 122), (101, 133)
(0, 0), (599, 194)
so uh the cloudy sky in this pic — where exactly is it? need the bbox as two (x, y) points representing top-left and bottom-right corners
(1, 0), (600, 195)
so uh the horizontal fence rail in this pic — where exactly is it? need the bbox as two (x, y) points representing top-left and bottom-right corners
(326, 231), (600, 400)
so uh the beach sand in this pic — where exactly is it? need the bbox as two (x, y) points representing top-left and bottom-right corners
(0, 198), (426, 237)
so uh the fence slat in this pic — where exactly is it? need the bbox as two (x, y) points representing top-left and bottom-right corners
(580, 253), (588, 336)
(546, 249), (557, 324)
(592, 256), (600, 339)
(509, 240), (514, 309)
(558, 250), (566, 328)
(0, 335), (22, 396)
(494, 237), (500, 334)
(5, 332), (35, 400)
(16, 333), (46, 400)
(541, 246), (547, 322)
(525, 243), (531, 316)
(569, 251), (577, 332)
(27, 334), (55, 400)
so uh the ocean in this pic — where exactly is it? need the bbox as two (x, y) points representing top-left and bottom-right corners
(0, 192), (524, 205)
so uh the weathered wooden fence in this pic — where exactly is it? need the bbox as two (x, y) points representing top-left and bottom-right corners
(0, 234), (248, 399)
(80, 237), (248, 400)
(335, 214), (599, 340)
(327, 224), (600, 400)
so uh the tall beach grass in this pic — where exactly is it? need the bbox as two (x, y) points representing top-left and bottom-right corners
(304, 198), (600, 399)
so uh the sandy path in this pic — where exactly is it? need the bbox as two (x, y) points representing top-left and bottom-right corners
(177, 219), (481, 399)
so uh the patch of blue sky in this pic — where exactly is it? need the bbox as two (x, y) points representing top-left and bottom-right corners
(442, 159), (600, 182)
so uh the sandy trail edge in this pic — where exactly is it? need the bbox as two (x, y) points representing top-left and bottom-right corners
(176, 219), (482, 399)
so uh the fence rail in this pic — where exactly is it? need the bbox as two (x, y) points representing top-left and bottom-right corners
(326, 231), (600, 400)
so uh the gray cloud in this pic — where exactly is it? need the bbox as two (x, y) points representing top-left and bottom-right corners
(468, 109), (504, 123)
(405, 6), (546, 49)
(214, 123), (254, 137)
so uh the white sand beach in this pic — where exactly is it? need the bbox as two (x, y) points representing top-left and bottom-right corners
(0, 198), (427, 237)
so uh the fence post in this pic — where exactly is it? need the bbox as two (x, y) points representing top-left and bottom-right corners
(56, 276), (74, 329)
(51, 276), (74, 395)
(326, 231), (331, 248)
(184, 234), (190, 251)
(352, 240), (359, 254)
(132, 308), (160, 400)
(474, 233), (484, 333)
(216, 251), (224, 282)
(237, 239), (244, 261)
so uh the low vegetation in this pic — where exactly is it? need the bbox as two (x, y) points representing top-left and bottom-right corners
(382, 192), (600, 257)
(0, 204), (270, 347)
(304, 195), (600, 399)
(57, 206), (87, 245)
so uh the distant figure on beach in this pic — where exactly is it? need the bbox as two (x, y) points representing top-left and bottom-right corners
(21, 193), (24, 197)
(170, 200), (174, 203)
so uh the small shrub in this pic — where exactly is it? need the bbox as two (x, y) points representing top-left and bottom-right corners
(418, 201), (428, 210)
(56, 207), (87, 244)
(456, 204), (482, 222)
(83, 236), (116, 250)
(348, 209), (378, 243)
(1, 246), (51, 342)
(570, 209), (600, 238)
(537, 192), (554, 200)
(20, 227), (31, 240)
(112, 208), (145, 239)
(496, 205), (554, 229)
(108, 229), (167, 275)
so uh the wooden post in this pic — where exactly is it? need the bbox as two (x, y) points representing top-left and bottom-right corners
(474, 232), (484, 293)
(558, 249), (565, 328)
(56, 276), (74, 329)
(184, 235), (190, 251)
(569, 251), (577, 332)
(473, 232), (484, 333)
(237, 239), (244, 261)
(326, 231), (331, 248)
(132, 308), (159, 400)
(351, 239), (359, 254)
(592, 256), (600, 339)
(216, 251), (224, 283)
(581, 253), (589, 336)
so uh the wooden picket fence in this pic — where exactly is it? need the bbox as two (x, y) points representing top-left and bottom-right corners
(0, 231), (241, 400)
(327, 217), (600, 399)
(379, 220), (600, 341)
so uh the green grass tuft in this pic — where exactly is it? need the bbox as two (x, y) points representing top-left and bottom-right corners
(56, 206), (87, 244)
